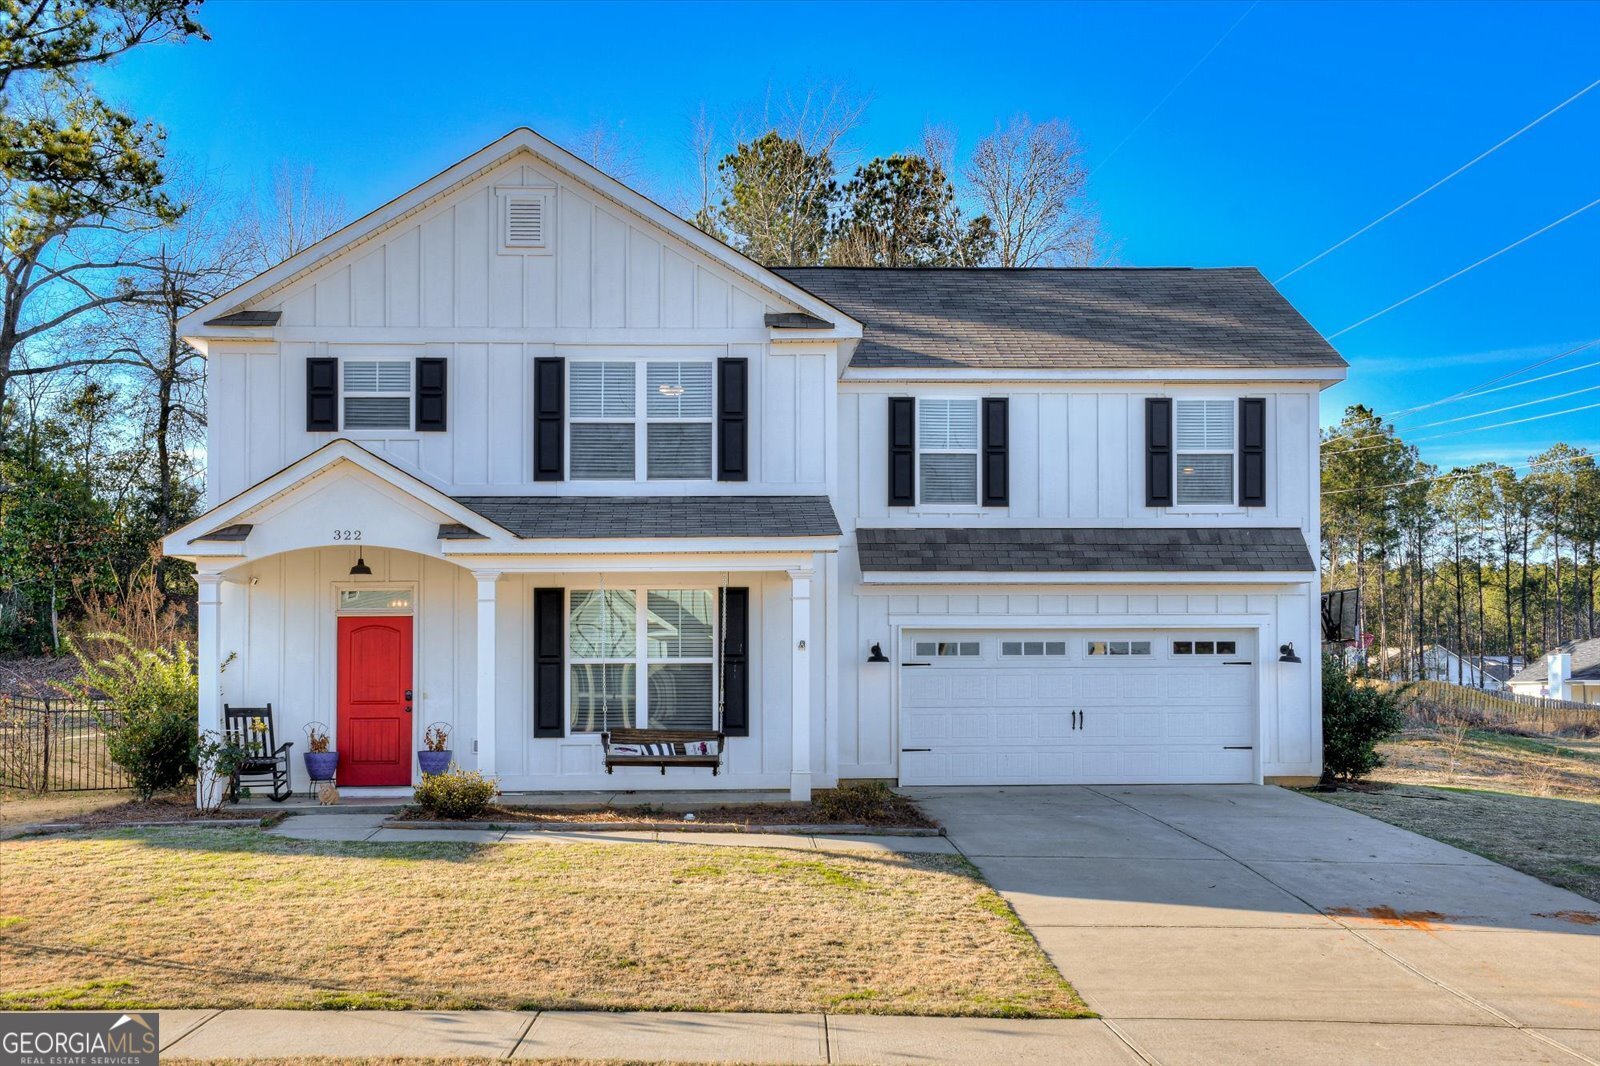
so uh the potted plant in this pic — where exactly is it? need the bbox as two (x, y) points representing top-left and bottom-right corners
(419, 722), (453, 776)
(304, 722), (338, 788)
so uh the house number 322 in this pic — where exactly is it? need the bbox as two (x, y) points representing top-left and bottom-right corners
(332, 529), (362, 541)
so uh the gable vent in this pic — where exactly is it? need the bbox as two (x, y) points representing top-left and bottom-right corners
(507, 198), (544, 246)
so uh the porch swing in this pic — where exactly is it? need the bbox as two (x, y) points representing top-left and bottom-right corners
(600, 573), (726, 775)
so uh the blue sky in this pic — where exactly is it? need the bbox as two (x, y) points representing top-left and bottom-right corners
(98, 0), (1599, 472)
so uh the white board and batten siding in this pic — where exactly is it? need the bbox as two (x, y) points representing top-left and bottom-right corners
(203, 154), (837, 507)
(833, 381), (1324, 785)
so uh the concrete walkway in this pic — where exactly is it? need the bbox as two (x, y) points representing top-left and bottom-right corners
(263, 811), (958, 854)
(910, 784), (1600, 1066)
(153, 1008), (1134, 1064)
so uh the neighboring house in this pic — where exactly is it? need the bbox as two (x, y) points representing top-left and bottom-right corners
(163, 128), (1346, 802)
(1507, 639), (1600, 705)
(1379, 644), (1509, 691)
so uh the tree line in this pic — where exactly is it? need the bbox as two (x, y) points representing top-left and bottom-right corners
(1322, 405), (1600, 684)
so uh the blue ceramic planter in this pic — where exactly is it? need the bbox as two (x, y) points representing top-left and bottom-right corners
(304, 750), (338, 783)
(417, 750), (452, 776)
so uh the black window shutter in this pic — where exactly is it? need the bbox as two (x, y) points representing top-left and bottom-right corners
(717, 357), (748, 482)
(533, 588), (565, 738)
(1145, 397), (1173, 507)
(533, 357), (564, 482)
(1239, 397), (1267, 507)
(982, 397), (1009, 506)
(888, 396), (916, 506)
(415, 357), (447, 431)
(306, 357), (338, 431)
(720, 587), (750, 737)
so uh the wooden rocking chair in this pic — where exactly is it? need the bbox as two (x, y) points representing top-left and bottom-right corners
(224, 703), (294, 802)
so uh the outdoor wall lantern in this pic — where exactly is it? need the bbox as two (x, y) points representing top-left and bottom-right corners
(1278, 642), (1302, 664)
(349, 555), (373, 576)
(867, 642), (890, 663)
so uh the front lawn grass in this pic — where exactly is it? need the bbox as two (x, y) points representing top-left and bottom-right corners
(1315, 784), (1600, 903)
(0, 828), (1085, 1018)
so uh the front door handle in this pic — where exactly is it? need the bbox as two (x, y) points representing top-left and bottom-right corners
(404, 705), (413, 714)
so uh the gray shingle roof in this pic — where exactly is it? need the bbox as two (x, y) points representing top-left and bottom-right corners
(453, 496), (841, 539)
(771, 267), (1345, 371)
(203, 310), (281, 327)
(856, 526), (1316, 573)
(1509, 638), (1600, 684)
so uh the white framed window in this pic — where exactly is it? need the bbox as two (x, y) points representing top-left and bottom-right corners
(1087, 640), (1152, 656)
(497, 187), (554, 254)
(569, 360), (714, 481)
(915, 640), (981, 657)
(1175, 399), (1235, 505)
(569, 362), (636, 479)
(1173, 639), (1238, 656)
(342, 360), (412, 430)
(646, 362), (713, 479)
(918, 398), (979, 505)
(568, 587), (717, 734)
(1002, 640), (1068, 657)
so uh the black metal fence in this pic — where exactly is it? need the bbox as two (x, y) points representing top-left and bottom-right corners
(0, 693), (131, 792)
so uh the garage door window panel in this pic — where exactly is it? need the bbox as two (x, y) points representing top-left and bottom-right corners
(1087, 640), (1152, 656)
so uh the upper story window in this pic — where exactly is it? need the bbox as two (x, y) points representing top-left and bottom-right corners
(1175, 399), (1234, 505)
(343, 360), (412, 430)
(918, 398), (979, 505)
(569, 361), (713, 480)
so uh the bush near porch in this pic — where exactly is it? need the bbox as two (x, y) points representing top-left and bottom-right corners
(0, 828), (1087, 1018)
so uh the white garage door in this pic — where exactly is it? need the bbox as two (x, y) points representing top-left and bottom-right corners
(899, 629), (1257, 785)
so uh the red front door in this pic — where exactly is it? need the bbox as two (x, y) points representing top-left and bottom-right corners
(337, 616), (413, 786)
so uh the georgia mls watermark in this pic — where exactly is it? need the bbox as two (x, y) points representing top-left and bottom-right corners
(0, 1013), (159, 1066)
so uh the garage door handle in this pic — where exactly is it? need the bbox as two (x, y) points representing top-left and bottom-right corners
(1223, 661), (1252, 666)
(1223, 745), (1254, 750)
(901, 662), (931, 667)
(901, 748), (932, 753)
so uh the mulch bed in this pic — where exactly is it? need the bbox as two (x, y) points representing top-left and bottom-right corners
(396, 794), (937, 829)
(22, 796), (272, 830)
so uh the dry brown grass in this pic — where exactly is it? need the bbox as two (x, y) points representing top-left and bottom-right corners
(1316, 784), (1600, 903)
(0, 788), (134, 828)
(0, 828), (1085, 1018)
(1361, 725), (1600, 798)
(1314, 725), (1600, 902)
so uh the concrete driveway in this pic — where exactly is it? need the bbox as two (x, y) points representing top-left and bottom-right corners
(910, 784), (1600, 1066)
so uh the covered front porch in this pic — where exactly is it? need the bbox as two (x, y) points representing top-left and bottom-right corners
(165, 442), (840, 805)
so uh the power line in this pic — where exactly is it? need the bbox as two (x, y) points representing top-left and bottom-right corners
(1326, 198), (1600, 339)
(1278, 78), (1600, 283)
(1387, 338), (1600, 419)
(1410, 381), (1600, 430)
(1321, 451), (1582, 496)
(1326, 400), (1600, 459)
(1391, 353), (1600, 424)
(1089, 1), (1258, 177)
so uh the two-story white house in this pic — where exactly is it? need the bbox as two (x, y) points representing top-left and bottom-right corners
(164, 128), (1346, 803)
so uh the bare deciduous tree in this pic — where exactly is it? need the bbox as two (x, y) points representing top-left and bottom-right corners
(967, 116), (1099, 267)
(571, 122), (642, 184)
(243, 162), (347, 270)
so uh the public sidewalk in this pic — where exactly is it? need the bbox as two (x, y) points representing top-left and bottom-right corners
(264, 811), (959, 854)
(156, 1008), (1135, 1064)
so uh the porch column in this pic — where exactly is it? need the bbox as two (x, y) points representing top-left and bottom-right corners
(789, 567), (814, 801)
(474, 570), (502, 777)
(195, 570), (225, 810)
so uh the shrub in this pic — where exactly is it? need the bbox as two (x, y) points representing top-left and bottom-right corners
(413, 766), (497, 819)
(1322, 653), (1405, 782)
(63, 633), (198, 800)
(812, 781), (896, 822)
